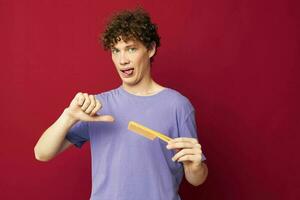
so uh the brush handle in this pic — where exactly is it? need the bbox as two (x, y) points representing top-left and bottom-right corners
(154, 132), (171, 143)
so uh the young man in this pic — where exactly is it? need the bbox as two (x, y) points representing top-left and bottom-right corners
(34, 8), (208, 200)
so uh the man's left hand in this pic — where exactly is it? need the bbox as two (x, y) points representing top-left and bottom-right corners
(166, 137), (203, 171)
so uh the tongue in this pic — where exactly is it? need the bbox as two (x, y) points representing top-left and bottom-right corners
(124, 69), (133, 75)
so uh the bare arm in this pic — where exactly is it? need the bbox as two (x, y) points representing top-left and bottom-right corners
(183, 162), (208, 186)
(34, 110), (77, 161)
(34, 93), (114, 162)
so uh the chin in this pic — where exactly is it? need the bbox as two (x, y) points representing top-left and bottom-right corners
(122, 78), (139, 86)
(123, 80), (137, 86)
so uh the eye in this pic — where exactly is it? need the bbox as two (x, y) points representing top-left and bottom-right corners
(128, 47), (137, 53)
(111, 48), (119, 54)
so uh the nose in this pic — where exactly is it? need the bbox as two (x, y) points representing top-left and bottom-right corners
(119, 52), (130, 65)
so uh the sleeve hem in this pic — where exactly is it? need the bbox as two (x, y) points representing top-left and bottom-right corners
(65, 135), (84, 149)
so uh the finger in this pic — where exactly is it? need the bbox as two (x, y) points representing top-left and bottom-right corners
(85, 95), (96, 114)
(81, 93), (91, 111)
(177, 154), (202, 163)
(78, 113), (95, 121)
(76, 92), (85, 106)
(166, 141), (195, 150)
(69, 92), (82, 107)
(169, 137), (198, 144)
(91, 115), (115, 122)
(194, 143), (202, 150)
(172, 148), (200, 161)
(90, 100), (102, 116)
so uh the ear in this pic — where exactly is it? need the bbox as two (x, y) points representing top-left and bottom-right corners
(148, 42), (156, 58)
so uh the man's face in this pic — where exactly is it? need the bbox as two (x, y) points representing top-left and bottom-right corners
(111, 39), (155, 86)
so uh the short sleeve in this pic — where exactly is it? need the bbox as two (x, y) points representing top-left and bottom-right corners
(65, 121), (90, 148)
(179, 107), (207, 161)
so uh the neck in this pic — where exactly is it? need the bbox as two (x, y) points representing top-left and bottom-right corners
(122, 77), (154, 95)
(122, 73), (164, 96)
(121, 63), (165, 96)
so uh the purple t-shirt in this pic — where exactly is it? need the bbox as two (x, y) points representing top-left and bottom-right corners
(66, 86), (206, 200)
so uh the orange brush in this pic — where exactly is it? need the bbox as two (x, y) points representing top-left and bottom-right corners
(128, 121), (171, 143)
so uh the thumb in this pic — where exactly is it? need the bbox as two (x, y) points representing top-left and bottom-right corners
(91, 115), (115, 122)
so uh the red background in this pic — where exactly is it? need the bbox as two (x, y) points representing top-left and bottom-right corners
(1, 0), (299, 199)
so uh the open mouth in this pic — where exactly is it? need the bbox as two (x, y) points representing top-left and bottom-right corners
(120, 68), (134, 76)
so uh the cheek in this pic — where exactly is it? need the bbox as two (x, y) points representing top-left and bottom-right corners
(111, 56), (118, 66)
(134, 53), (148, 66)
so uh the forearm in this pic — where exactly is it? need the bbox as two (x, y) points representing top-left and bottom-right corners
(34, 109), (77, 161)
(184, 162), (208, 186)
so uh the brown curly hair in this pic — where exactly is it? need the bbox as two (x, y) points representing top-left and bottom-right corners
(100, 8), (160, 59)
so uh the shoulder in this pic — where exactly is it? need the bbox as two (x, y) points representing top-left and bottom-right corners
(165, 88), (194, 112)
(95, 87), (120, 101)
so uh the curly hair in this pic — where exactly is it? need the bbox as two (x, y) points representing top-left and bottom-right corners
(101, 8), (160, 56)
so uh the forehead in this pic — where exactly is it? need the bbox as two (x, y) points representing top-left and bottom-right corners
(112, 38), (143, 49)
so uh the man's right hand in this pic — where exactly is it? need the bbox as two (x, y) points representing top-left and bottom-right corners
(65, 92), (115, 122)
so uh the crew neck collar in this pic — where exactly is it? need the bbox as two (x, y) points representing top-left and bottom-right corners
(118, 85), (169, 98)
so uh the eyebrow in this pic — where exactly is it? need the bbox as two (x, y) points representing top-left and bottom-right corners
(112, 44), (137, 50)
(125, 44), (137, 48)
